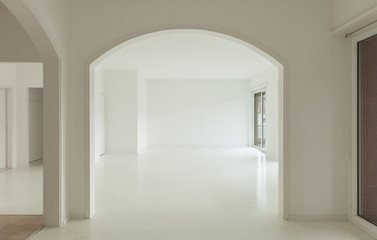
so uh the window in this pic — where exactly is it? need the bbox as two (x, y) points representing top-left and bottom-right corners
(358, 34), (377, 225)
(254, 90), (266, 149)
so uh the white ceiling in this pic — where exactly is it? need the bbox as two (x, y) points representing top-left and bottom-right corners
(98, 33), (274, 79)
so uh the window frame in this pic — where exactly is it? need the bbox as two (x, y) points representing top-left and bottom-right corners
(250, 86), (267, 152)
(350, 26), (377, 238)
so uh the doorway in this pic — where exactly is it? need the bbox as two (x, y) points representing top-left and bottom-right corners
(29, 88), (43, 165)
(0, 64), (43, 218)
(89, 29), (286, 219)
(357, 34), (377, 225)
(0, 75), (43, 239)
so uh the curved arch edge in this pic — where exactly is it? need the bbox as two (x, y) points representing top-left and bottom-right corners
(87, 27), (289, 220)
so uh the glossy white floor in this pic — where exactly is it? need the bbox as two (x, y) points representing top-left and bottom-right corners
(32, 148), (372, 240)
(0, 160), (43, 215)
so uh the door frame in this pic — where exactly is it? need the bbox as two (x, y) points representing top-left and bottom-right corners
(88, 29), (288, 220)
(250, 86), (267, 151)
(28, 87), (44, 164)
(349, 24), (377, 238)
(0, 86), (13, 169)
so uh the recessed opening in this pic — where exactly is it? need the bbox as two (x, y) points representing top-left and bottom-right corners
(0, 63), (43, 230)
(89, 30), (284, 221)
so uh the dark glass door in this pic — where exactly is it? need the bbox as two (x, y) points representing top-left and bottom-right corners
(358, 34), (377, 225)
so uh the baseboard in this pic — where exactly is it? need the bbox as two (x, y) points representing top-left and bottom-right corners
(350, 215), (377, 239)
(69, 213), (88, 219)
(288, 215), (347, 221)
(104, 152), (138, 156)
(25, 226), (44, 240)
(13, 163), (30, 168)
(30, 158), (43, 165)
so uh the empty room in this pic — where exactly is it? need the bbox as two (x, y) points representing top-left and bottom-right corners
(88, 31), (282, 239)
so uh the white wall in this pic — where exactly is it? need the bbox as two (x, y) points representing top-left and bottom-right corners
(0, 2), (40, 62)
(332, 0), (377, 28)
(29, 88), (43, 162)
(137, 73), (148, 152)
(96, 70), (147, 155)
(16, 63), (43, 167)
(104, 70), (138, 153)
(67, 0), (347, 219)
(147, 79), (249, 147)
(249, 67), (278, 161)
(0, 63), (43, 168)
(94, 68), (105, 159)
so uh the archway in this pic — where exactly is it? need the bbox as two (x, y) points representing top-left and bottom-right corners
(89, 29), (287, 219)
(1, 0), (63, 226)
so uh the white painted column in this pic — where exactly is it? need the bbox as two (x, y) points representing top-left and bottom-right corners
(0, 88), (7, 168)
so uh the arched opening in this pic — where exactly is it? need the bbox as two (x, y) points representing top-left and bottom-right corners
(0, 0), (63, 227)
(89, 29), (286, 221)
